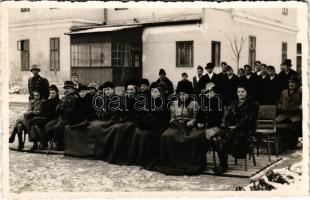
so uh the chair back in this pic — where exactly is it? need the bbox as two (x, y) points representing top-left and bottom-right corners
(256, 105), (277, 132)
(257, 105), (277, 120)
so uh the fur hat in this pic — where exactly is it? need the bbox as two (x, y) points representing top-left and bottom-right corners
(159, 69), (166, 76)
(99, 81), (115, 90)
(140, 79), (150, 86)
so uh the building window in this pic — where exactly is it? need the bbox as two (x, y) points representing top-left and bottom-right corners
(296, 43), (302, 74)
(176, 41), (193, 67)
(21, 8), (30, 12)
(71, 43), (111, 67)
(50, 38), (60, 71)
(211, 41), (221, 67)
(112, 43), (130, 67)
(17, 40), (30, 71)
(248, 36), (256, 68)
(282, 8), (288, 15)
(281, 42), (288, 63)
(72, 44), (91, 67)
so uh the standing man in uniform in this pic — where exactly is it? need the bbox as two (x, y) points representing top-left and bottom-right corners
(28, 64), (49, 101)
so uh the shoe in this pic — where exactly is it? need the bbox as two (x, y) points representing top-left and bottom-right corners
(30, 143), (38, 151)
(213, 164), (227, 176)
(17, 143), (24, 151)
(9, 132), (16, 143)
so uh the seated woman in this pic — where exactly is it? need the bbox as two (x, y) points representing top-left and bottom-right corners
(128, 84), (170, 168)
(156, 84), (209, 175)
(9, 90), (46, 151)
(100, 79), (140, 165)
(276, 75), (302, 149)
(212, 85), (258, 175)
(64, 85), (98, 156)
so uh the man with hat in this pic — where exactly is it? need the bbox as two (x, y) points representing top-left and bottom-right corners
(154, 68), (174, 97)
(28, 64), (49, 100)
(197, 62), (221, 95)
(278, 59), (299, 91)
(276, 75), (302, 149)
(44, 81), (79, 151)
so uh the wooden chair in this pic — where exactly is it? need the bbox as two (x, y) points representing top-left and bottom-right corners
(212, 102), (259, 172)
(254, 105), (278, 162)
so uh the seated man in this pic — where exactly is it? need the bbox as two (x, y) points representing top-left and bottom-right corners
(276, 75), (302, 149)
(44, 81), (79, 151)
(9, 90), (46, 151)
(39, 85), (61, 149)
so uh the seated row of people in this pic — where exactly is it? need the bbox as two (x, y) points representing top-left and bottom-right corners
(9, 62), (301, 176)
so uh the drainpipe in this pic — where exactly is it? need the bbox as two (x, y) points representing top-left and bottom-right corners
(103, 8), (108, 25)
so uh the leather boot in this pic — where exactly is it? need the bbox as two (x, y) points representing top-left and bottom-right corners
(214, 153), (228, 175)
(17, 132), (24, 151)
(9, 128), (17, 143)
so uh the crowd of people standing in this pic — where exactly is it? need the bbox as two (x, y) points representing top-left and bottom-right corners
(9, 58), (302, 176)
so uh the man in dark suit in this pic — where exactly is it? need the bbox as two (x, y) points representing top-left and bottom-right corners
(254, 61), (262, 77)
(155, 68), (174, 97)
(28, 64), (49, 101)
(256, 64), (270, 104)
(242, 64), (257, 100)
(278, 59), (299, 91)
(266, 65), (281, 105)
(193, 66), (204, 95)
(176, 72), (194, 95)
(222, 65), (238, 106)
(218, 62), (227, 78)
(197, 63), (221, 95)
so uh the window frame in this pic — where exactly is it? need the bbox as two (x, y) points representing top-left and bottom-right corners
(176, 41), (194, 68)
(112, 43), (130, 67)
(248, 36), (256, 68)
(282, 8), (288, 16)
(211, 41), (221, 67)
(50, 38), (60, 71)
(281, 42), (288, 63)
(18, 40), (30, 71)
(20, 8), (30, 12)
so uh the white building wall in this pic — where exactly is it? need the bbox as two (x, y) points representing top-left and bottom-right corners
(107, 8), (202, 25)
(142, 8), (298, 86)
(9, 24), (71, 89)
(9, 8), (104, 90)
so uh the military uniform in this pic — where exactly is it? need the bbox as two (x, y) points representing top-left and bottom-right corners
(28, 64), (49, 100)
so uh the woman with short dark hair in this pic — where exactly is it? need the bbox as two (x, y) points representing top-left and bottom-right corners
(212, 85), (258, 175)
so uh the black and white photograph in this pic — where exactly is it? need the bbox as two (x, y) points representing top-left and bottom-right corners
(2, 2), (308, 197)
